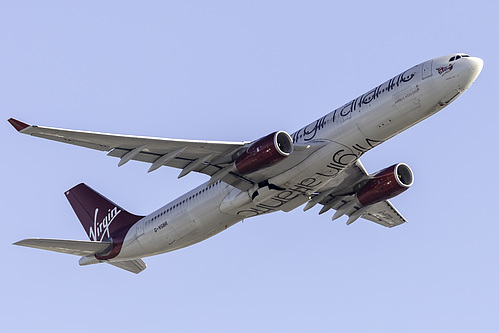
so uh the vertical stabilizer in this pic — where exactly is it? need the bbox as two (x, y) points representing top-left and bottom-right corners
(65, 183), (144, 242)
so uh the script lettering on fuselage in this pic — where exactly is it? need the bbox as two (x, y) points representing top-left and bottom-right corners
(236, 179), (317, 217)
(317, 138), (381, 178)
(291, 115), (328, 142)
(89, 207), (121, 241)
(291, 69), (417, 143)
(236, 138), (381, 217)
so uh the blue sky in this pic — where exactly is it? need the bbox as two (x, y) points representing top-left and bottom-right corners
(3, 1), (498, 332)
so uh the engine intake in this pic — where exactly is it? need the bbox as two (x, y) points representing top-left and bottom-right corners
(234, 131), (293, 175)
(356, 163), (413, 207)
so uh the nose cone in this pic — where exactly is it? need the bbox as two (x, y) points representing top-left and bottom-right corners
(463, 56), (483, 89)
(468, 56), (484, 77)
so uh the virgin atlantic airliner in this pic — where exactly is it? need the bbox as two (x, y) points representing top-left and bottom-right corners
(9, 53), (483, 273)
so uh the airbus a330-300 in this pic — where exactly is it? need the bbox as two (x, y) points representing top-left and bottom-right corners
(10, 53), (483, 273)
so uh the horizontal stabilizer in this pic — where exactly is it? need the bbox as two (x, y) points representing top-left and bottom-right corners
(108, 259), (147, 274)
(14, 238), (111, 256)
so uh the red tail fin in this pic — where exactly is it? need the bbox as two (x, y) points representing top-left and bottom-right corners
(65, 183), (144, 242)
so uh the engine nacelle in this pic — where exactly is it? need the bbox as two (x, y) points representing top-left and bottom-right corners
(356, 163), (414, 207)
(234, 131), (293, 175)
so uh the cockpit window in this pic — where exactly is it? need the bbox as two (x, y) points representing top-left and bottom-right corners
(449, 54), (470, 62)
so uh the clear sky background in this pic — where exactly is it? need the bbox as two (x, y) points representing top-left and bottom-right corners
(2, 1), (498, 332)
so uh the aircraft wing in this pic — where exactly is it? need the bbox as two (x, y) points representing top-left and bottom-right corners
(306, 160), (407, 227)
(8, 118), (326, 191)
(361, 200), (407, 227)
(8, 118), (255, 189)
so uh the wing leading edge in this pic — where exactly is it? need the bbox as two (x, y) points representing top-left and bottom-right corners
(8, 118), (255, 190)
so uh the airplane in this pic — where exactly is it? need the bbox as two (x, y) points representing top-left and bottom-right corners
(9, 53), (483, 274)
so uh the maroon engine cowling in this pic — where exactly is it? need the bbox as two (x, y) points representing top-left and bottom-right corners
(356, 163), (414, 207)
(234, 131), (293, 175)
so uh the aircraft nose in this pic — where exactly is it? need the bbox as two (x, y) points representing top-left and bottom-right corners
(468, 56), (484, 75)
(463, 56), (483, 88)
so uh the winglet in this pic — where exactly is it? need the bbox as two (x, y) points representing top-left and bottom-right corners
(8, 118), (30, 132)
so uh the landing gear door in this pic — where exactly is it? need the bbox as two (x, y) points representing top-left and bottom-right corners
(422, 60), (433, 80)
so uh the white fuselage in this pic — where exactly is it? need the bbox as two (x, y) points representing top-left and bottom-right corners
(116, 54), (482, 261)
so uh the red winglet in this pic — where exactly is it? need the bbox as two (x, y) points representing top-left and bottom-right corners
(8, 118), (30, 132)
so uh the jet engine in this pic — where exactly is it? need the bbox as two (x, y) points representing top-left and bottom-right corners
(234, 131), (293, 175)
(356, 163), (413, 207)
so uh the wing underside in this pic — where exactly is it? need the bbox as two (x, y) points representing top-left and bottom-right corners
(8, 118), (327, 191)
(9, 118), (255, 189)
(305, 160), (408, 227)
(362, 200), (407, 227)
